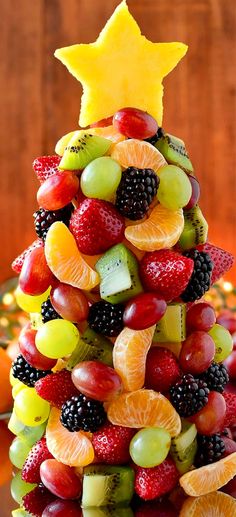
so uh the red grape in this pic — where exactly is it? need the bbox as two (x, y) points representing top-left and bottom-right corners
(189, 391), (226, 435)
(42, 499), (82, 517)
(224, 351), (236, 380)
(19, 246), (54, 295)
(221, 475), (236, 498)
(37, 171), (79, 210)
(123, 292), (167, 330)
(179, 331), (215, 374)
(222, 437), (236, 457)
(40, 459), (82, 499)
(72, 361), (123, 401)
(113, 107), (158, 139)
(90, 116), (113, 128)
(50, 282), (89, 323)
(186, 302), (216, 333)
(184, 175), (200, 209)
(19, 323), (57, 370)
(217, 310), (236, 335)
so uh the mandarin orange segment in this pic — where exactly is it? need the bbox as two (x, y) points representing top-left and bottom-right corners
(111, 139), (167, 171)
(107, 389), (181, 437)
(89, 125), (126, 144)
(45, 222), (100, 290)
(125, 204), (184, 251)
(179, 492), (236, 517)
(46, 407), (94, 467)
(113, 325), (156, 391)
(179, 452), (236, 496)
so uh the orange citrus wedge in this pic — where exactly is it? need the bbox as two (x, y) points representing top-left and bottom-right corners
(46, 407), (94, 467)
(45, 222), (99, 290)
(125, 204), (184, 251)
(113, 326), (156, 391)
(107, 389), (181, 437)
(111, 139), (167, 171)
(179, 492), (236, 517)
(180, 453), (236, 496)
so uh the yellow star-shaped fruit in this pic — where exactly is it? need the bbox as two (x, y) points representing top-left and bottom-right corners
(55, 0), (187, 127)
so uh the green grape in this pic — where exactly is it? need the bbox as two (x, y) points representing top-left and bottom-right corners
(81, 156), (122, 200)
(129, 427), (171, 467)
(15, 286), (51, 313)
(12, 509), (32, 517)
(11, 471), (36, 504)
(9, 437), (31, 469)
(35, 319), (79, 359)
(209, 323), (233, 362)
(157, 164), (192, 210)
(9, 410), (46, 445)
(12, 382), (27, 399)
(30, 312), (43, 330)
(10, 368), (19, 387)
(14, 387), (50, 427)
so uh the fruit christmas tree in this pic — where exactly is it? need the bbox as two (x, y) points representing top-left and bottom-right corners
(9, 1), (236, 515)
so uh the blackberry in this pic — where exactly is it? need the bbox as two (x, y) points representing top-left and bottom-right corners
(88, 301), (124, 337)
(41, 297), (62, 324)
(195, 434), (225, 467)
(199, 362), (229, 393)
(170, 374), (209, 417)
(12, 354), (51, 387)
(181, 250), (213, 302)
(60, 394), (106, 433)
(145, 127), (165, 146)
(33, 204), (73, 241)
(115, 166), (159, 220)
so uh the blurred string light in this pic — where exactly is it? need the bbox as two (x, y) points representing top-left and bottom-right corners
(204, 278), (236, 313)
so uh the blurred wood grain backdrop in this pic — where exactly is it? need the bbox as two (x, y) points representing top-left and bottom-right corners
(0, 0), (236, 287)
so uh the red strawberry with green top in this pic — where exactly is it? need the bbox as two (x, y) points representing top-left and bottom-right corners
(140, 250), (194, 302)
(92, 422), (136, 464)
(22, 437), (53, 484)
(134, 458), (179, 500)
(33, 155), (61, 184)
(222, 391), (236, 428)
(23, 484), (55, 517)
(35, 369), (79, 408)
(197, 243), (234, 284)
(69, 198), (125, 255)
(11, 238), (43, 274)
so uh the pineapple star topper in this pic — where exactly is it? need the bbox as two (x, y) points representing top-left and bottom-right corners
(55, 0), (187, 127)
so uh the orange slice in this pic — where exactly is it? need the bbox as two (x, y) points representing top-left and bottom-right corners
(46, 407), (94, 467)
(45, 222), (99, 290)
(125, 204), (184, 251)
(180, 453), (236, 496)
(179, 492), (236, 517)
(111, 139), (167, 171)
(107, 389), (181, 437)
(113, 326), (156, 391)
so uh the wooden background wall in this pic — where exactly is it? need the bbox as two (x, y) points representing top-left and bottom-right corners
(1, 0), (236, 287)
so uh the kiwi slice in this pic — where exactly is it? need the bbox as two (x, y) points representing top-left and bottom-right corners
(82, 507), (134, 517)
(82, 465), (134, 508)
(170, 420), (197, 474)
(95, 244), (143, 304)
(153, 303), (186, 343)
(66, 328), (113, 370)
(155, 133), (193, 173)
(178, 205), (208, 250)
(59, 130), (112, 170)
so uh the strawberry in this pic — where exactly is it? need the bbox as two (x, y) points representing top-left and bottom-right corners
(145, 347), (181, 393)
(23, 483), (55, 517)
(11, 238), (43, 274)
(92, 422), (136, 464)
(197, 243), (234, 284)
(140, 250), (194, 302)
(222, 391), (236, 428)
(22, 437), (53, 484)
(134, 458), (179, 500)
(35, 369), (79, 408)
(69, 199), (125, 255)
(33, 155), (61, 184)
